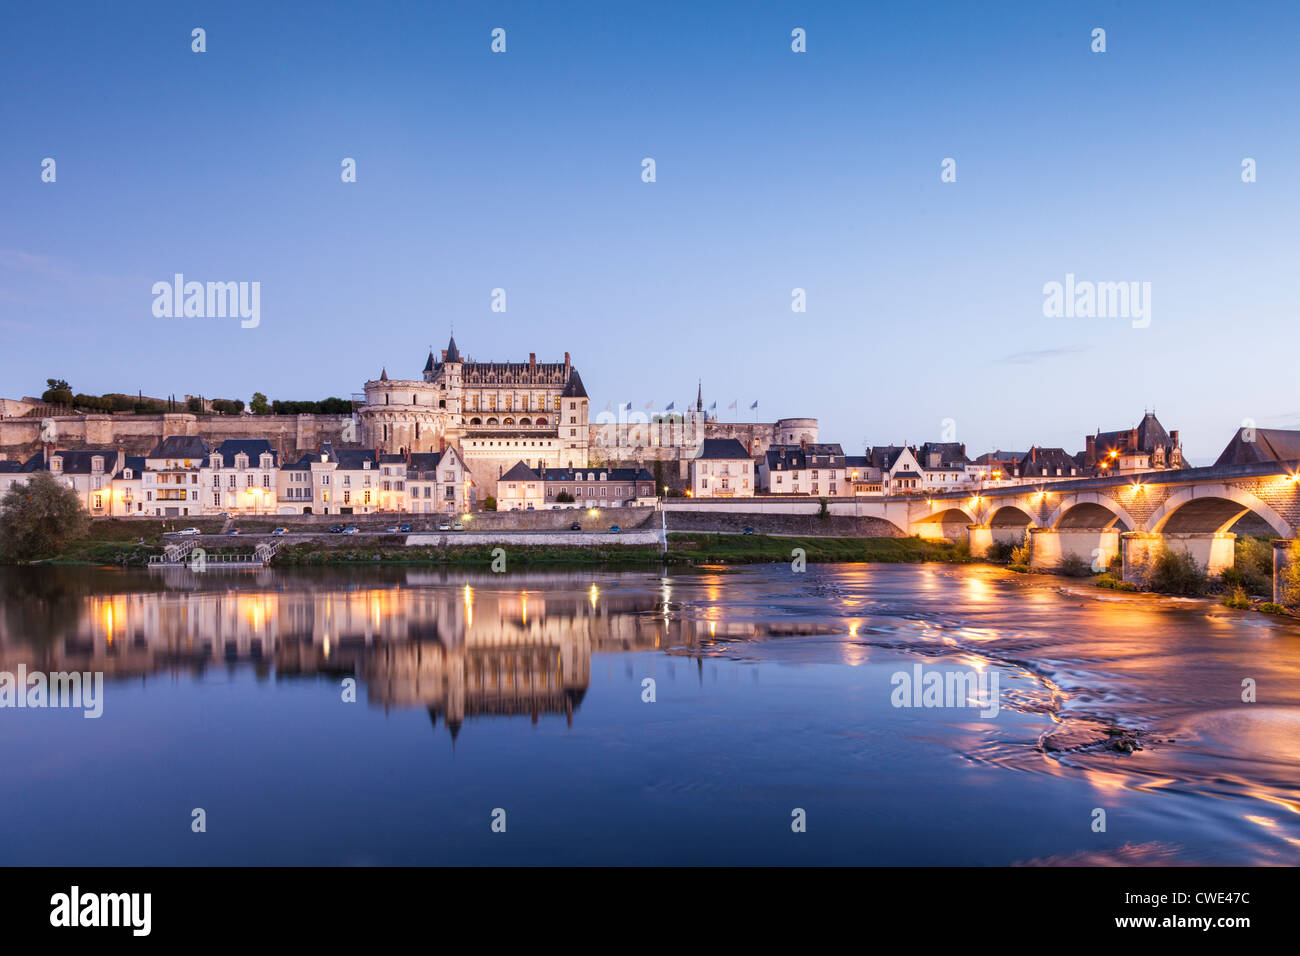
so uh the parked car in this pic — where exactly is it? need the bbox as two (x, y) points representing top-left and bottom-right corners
(569, 522), (582, 531)
(525, 504), (534, 511)
(438, 522), (451, 531)
(385, 525), (399, 533)
(342, 525), (358, 535)
(271, 528), (287, 536)
(177, 527), (200, 536)
(452, 522), (464, 531)
(609, 525), (621, 534)
(742, 527), (755, 535)
(399, 524), (411, 532)
(329, 525), (344, 534)
(226, 528), (241, 536)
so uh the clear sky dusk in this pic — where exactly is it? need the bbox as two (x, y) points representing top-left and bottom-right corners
(2, 0), (1297, 463)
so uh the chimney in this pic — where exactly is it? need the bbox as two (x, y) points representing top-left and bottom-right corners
(1170, 429), (1179, 446)
(529, 352), (536, 367)
(800, 438), (807, 451)
(564, 352), (571, 372)
(1030, 447), (1037, 463)
(441, 349), (447, 361)
(1086, 434), (1096, 461)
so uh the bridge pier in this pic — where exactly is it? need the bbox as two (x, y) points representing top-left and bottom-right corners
(1028, 527), (1119, 572)
(968, 525), (993, 558)
(1274, 540), (1296, 606)
(1121, 532), (1236, 585)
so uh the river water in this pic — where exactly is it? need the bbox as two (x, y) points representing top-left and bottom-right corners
(1, 562), (1297, 865)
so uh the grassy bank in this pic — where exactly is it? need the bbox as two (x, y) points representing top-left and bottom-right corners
(666, 532), (971, 564)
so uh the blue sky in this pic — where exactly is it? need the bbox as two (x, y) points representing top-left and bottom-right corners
(2, 0), (1297, 464)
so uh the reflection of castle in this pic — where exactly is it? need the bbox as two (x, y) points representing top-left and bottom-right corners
(0, 569), (683, 738)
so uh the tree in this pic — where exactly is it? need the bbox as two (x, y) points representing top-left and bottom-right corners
(250, 392), (270, 415)
(41, 386), (73, 406)
(555, 491), (574, 503)
(46, 378), (70, 392)
(211, 398), (244, 415)
(0, 472), (89, 560)
(483, 495), (498, 512)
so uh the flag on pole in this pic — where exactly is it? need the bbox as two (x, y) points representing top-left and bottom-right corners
(665, 401), (675, 410)
(710, 401), (716, 410)
(645, 400), (653, 410)
(729, 400), (737, 410)
(750, 400), (759, 409)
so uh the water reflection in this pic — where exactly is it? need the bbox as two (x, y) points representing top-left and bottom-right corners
(0, 567), (677, 737)
(3, 562), (1300, 865)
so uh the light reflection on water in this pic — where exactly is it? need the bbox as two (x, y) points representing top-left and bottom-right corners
(0, 562), (1298, 866)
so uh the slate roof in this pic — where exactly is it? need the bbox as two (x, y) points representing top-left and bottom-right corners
(561, 369), (588, 398)
(116, 456), (146, 478)
(499, 461), (540, 482)
(0, 453), (45, 474)
(1094, 411), (1175, 455)
(148, 436), (211, 459)
(540, 467), (653, 482)
(1213, 427), (1300, 467)
(697, 438), (750, 460)
(407, 452), (444, 476)
(49, 449), (120, 474)
(1020, 446), (1080, 474)
(212, 439), (277, 465)
(918, 441), (970, 467)
(867, 445), (911, 470)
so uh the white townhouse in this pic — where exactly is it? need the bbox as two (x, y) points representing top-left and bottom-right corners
(690, 438), (754, 498)
(47, 448), (124, 516)
(758, 443), (846, 496)
(141, 436), (210, 517)
(202, 439), (278, 515)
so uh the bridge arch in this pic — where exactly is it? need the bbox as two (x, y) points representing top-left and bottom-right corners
(909, 502), (976, 539)
(1045, 493), (1135, 531)
(988, 503), (1036, 529)
(1148, 485), (1292, 538)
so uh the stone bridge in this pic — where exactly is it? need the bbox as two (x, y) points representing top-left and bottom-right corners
(901, 460), (1300, 595)
(666, 460), (1300, 597)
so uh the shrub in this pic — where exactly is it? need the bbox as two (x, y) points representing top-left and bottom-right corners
(1057, 553), (1093, 577)
(1095, 573), (1137, 592)
(1148, 547), (1208, 596)
(985, 540), (1017, 563)
(1229, 536), (1274, 596)
(1222, 586), (1251, 609)
(555, 491), (574, 503)
(817, 497), (830, 519)
(1281, 542), (1300, 608)
(483, 496), (497, 512)
(1259, 602), (1288, 615)
(1009, 531), (1031, 568)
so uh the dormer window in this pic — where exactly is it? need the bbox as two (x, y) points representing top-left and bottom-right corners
(92, 457), (104, 472)
(235, 454), (248, 470)
(260, 454), (272, 469)
(124, 469), (133, 479)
